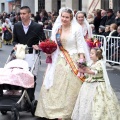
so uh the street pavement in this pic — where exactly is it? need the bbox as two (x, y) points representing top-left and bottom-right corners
(0, 43), (120, 120)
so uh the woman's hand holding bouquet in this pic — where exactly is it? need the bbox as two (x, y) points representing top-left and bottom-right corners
(39, 39), (57, 63)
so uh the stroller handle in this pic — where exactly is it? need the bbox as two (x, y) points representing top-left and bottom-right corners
(11, 47), (41, 54)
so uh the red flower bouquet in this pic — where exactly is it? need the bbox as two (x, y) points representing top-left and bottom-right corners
(93, 39), (101, 47)
(86, 38), (101, 48)
(39, 39), (57, 63)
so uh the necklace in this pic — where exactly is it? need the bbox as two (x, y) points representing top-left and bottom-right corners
(62, 24), (71, 31)
(62, 27), (70, 32)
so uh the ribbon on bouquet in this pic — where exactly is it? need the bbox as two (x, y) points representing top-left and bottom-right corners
(56, 28), (85, 82)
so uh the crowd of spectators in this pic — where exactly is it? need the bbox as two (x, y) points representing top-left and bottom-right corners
(0, 9), (58, 45)
(1, 8), (120, 37)
(0, 8), (120, 63)
(86, 8), (120, 64)
(0, 9), (58, 30)
(87, 9), (120, 38)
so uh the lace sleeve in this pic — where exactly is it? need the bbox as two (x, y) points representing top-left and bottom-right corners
(75, 27), (85, 54)
(75, 26), (91, 62)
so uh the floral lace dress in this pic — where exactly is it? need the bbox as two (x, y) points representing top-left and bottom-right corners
(35, 25), (85, 119)
(72, 60), (120, 120)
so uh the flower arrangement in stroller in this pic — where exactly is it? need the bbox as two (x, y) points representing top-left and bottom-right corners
(0, 47), (41, 120)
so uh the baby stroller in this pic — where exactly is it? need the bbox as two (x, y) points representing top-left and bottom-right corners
(0, 48), (41, 120)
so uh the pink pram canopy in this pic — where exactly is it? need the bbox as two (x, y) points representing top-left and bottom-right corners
(0, 59), (34, 88)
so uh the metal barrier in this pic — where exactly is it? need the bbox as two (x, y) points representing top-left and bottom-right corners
(106, 36), (120, 65)
(43, 29), (52, 38)
(93, 34), (106, 61)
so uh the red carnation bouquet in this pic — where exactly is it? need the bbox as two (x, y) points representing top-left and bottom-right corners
(39, 39), (57, 63)
(86, 37), (101, 49)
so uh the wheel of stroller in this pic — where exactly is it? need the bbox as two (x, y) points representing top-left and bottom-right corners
(1, 111), (7, 115)
(31, 100), (38, 116)
(11, 109), (19, 120)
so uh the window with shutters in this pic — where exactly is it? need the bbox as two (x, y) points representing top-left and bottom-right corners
(101, 0), (109, 10)
(113, 0), (120, 12)
(38, 0), (45, 12)
(78, 0), (82, 10)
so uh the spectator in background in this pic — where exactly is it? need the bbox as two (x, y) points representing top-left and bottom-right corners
(2, 18), (13, 45)
(40, 9), (48, 23)
(117, 25), (120, 37)
(45, 21), (52, 30)
(117, 26), (120, 60)
(98, 25), (105, 35)
(104, 25), (110, 37)
(74, 9), (77, 16)
(100, 9), (107, 26)
(105, 9), (115, 26)
(0, 14), (2, 20)
(13, 13), (21, 24)
(106, 23), (118, 63)
(90, 24), (96, 34)
(30, 13), (35, 21)
(110, 26), (120, 64)
(87, 13), (94, 24)
(109, 23), (118, 37)
(92, 9), (97, 18)
(43, 20), (48, 29)
(9, 14), (15, 25)
(1, 12), (7, 23)
(34, 12), (41, 23)
(47, 12), (52, 20)
(115, 10), (120, 26)
(93, 9), (101, 34)
(52, 10), (58, 16)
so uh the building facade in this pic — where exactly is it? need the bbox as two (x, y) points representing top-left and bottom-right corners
(0, 0), (9, 13)
(0, 0), (120, 14)
(44, 0), (120, 13)
(0, 0), (21, 13)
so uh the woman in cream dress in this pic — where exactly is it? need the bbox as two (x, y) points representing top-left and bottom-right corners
(34, 7), (90, 120)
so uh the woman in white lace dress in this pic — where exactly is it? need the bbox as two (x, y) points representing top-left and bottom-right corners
(34, 7), (90, 120)
(75, 11), (93, 39)
(72, 47), (120, 120)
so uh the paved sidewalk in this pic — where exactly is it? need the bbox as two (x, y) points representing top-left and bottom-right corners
(106, 62), (120, 71)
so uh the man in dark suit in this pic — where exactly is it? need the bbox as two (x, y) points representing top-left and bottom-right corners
(105, 9), (115, 26)
(13, 6), (46, 101)
(13, 6), (46, 51)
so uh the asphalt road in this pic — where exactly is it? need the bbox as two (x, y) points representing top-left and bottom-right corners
(0, 44), (120, 120)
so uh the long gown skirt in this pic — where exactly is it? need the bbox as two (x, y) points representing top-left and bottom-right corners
(35, 54), (82, 119)
(72, 82), (120, 120)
